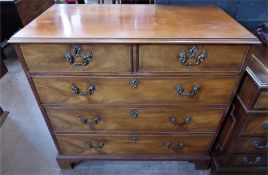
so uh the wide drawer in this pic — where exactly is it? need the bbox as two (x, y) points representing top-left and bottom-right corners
(46, 108), (223, 133)
(33, 76), (237, 105)
(233, 137), (267, 153)
(139, 45), (248, 73)
(56, 134), (213, 156)
(20, 44), (132, 73)
(221, 154), (267, 167)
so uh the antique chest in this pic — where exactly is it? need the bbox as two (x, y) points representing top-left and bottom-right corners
(212, 44), (267, 173)
(9, 4), (259, 169)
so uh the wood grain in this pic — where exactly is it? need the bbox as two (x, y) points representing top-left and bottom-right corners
(242, 116), (268, 136)
(56, 134), (213, 156)
(46, 108), (223, 133)
(220, 154), (267, 167)
(139, 45), (248, 73)
(9, 5), (259, 44)
(233, 137), (267, 153)
(20, 44), (132, 73)
(33, 76), (237, 105)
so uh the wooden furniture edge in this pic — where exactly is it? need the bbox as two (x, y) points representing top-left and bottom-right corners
(12, 43), (62, 154)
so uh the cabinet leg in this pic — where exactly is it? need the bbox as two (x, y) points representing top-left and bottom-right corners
(56, 157), (76, 169)
(192, 159), (211, 170)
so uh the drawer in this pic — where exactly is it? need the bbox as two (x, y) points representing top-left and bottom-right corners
(238, 74), (268, 111)
(222, 154), (267, 167)
(20, 44), (132, 73)
(33, 76), (237, 105)
(139, 45), (248, 73)
(46, 108), (223, 133)
(234, 137), (267, 153)
(242, 116), (268, 136)
(56, 134), (213, 156)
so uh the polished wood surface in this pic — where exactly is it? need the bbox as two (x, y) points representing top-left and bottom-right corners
(246, 44), (268, 88)
(56, 134), (213, 156)
(242, 116), (268, 136)
(212, 45), (268, 173)
(11, 4), (258, 170)
(20, 44), (132, 73)
(233, 137), (267, 153)
(33, 76), (237, 105)
(220, 154), (267, 167)
(16, 0), (54, 26)
(9, 5), (259, 44)
(46, 108), (223, 133)
(139, 45), (248, 73)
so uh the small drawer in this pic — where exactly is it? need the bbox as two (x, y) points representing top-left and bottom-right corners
(56, 134), (213, 156)
(222, 154), (267, 167)
(46, 108), (223, 133)
(33, 76), (237, 105)
(139, 45), (248, 73)
(234, 137), (267, 153)
(238, 74), (268, 111)
(242, 116), (268, 136)
(20, 44), (132, 73)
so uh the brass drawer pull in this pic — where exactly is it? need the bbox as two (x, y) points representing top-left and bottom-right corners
(130, 136), (137, 143)
(130, 79), (139, 89)
(130, 110), (138, 118)
(178, 45), (206, 66)
(252, 140), (268, 150)
(263, 121), (268, 128)
(71, 84), (95, 96)
(85, 141), (104, 149)
(165, 142), (185, 150)
(170, 116), (192, 127)
(78, 115), (101, 126)
(64, 45), (93, 66)
(176, 84), (200, 96)
(242, 156), (262, 165)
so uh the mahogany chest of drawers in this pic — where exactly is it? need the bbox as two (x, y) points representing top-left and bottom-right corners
(9, 4), (259, 169)
(212, 44), (267, 173)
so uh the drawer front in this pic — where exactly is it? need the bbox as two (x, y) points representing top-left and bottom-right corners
(234, 137), (267, 153)
(20, 44), (132, 73)
(242, 116), (268, 136)
(46, 108), (223, 133)
(254, 92), (268, 110)
(139, 45), (248, 72)
(56, 134), (213, 156)
(33, 77), (236, 105)
(222, 154), (267, 167)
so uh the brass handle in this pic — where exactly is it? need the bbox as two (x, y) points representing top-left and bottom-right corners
(130, 79), (139, 89)
(130, 136), (137, 143)
(64, 45), (93, 66)
(263, 121), (268, 128)
(170, 116), (192, 128)
(130, 110), (138, 118)
(71, 84), (95, 96)
(165, 142), (185, 150)
(242, 156), (262, 165)
(176, 84), (200, 96)
(252, 140), (268, 150)
(178, 45), (206, 66)
(85, 141), (104, 149)
(78, 115), (101, 126)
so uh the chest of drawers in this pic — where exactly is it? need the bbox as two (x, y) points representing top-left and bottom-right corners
(9, 4), (259, 169)
(212, 44), (267, 173)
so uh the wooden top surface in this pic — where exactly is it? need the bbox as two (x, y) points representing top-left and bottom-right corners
(9, 4), (259, 44)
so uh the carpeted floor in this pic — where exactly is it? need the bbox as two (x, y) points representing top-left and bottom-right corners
(0, 45), (211, 175)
